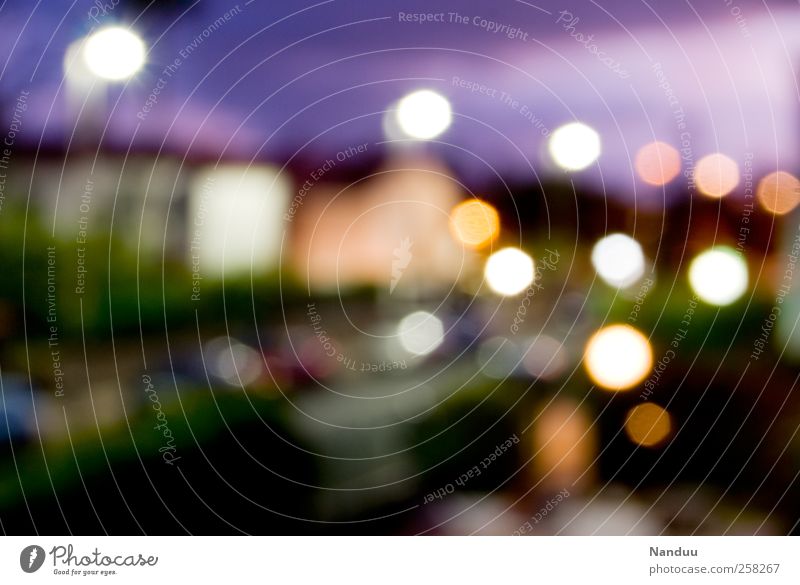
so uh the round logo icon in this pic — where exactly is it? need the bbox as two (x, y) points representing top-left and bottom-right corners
(20, 545), (46, 573)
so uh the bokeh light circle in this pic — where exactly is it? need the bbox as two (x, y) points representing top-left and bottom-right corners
(397, 311), (444, 356)
(591, 233), (646, 289)
(484, 248), (534, 296)
(395, 90), (452, 140)
(625, 403), (672, 447)
(584, 324), (653, 391)
(695, 153), (739, 198)
(635, 141), (681, 186)
(548, 122), (601, 171)
(83, 27), (146, 81)
(688, 246), (748, 306)
(756, 171), (800, 215)
(449, 199), (500, 248)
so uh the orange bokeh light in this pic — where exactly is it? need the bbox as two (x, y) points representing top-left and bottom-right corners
(756, 171), (800, 215)
(584, 324), (653, 391)
(625, 403), (672, 447)
(695, 153), (739, 198)
(635, 141), (681, 186)
(449, 199), (500, 248)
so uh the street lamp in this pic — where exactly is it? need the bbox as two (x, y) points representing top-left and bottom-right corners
(82, 27), (146, 81)
(62, 27), (146, 142)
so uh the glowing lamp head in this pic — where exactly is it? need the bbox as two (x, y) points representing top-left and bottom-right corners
(688, 246), (748, 306)
(548, 122), (601, 171)
(591, 233), (645, 289)
(484, 247), (534, 296)
(83, 27), (146, 81)
(395, 90), (452, 140)
(397, 311), (444, 356)
(584, 324), (652, 391)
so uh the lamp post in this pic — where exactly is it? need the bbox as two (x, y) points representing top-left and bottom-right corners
(63, 27), (146, 141)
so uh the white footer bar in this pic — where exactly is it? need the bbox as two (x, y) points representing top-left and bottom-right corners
(1, 536), (797, 583)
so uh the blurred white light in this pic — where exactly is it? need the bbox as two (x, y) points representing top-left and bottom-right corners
(205, 337), (263, 387)
(397, 311), (444, 356)
(484, 247), (534, 296)
(688, 246), (748, 306)
(395, 90), (452, 140)
(549, 122), (601, 171)
(584, 324), (652, 391)
(83, 27), (146, 81)
(591, 233), (646, 289)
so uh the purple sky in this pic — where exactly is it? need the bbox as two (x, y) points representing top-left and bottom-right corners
(1, 0), (799, 199)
